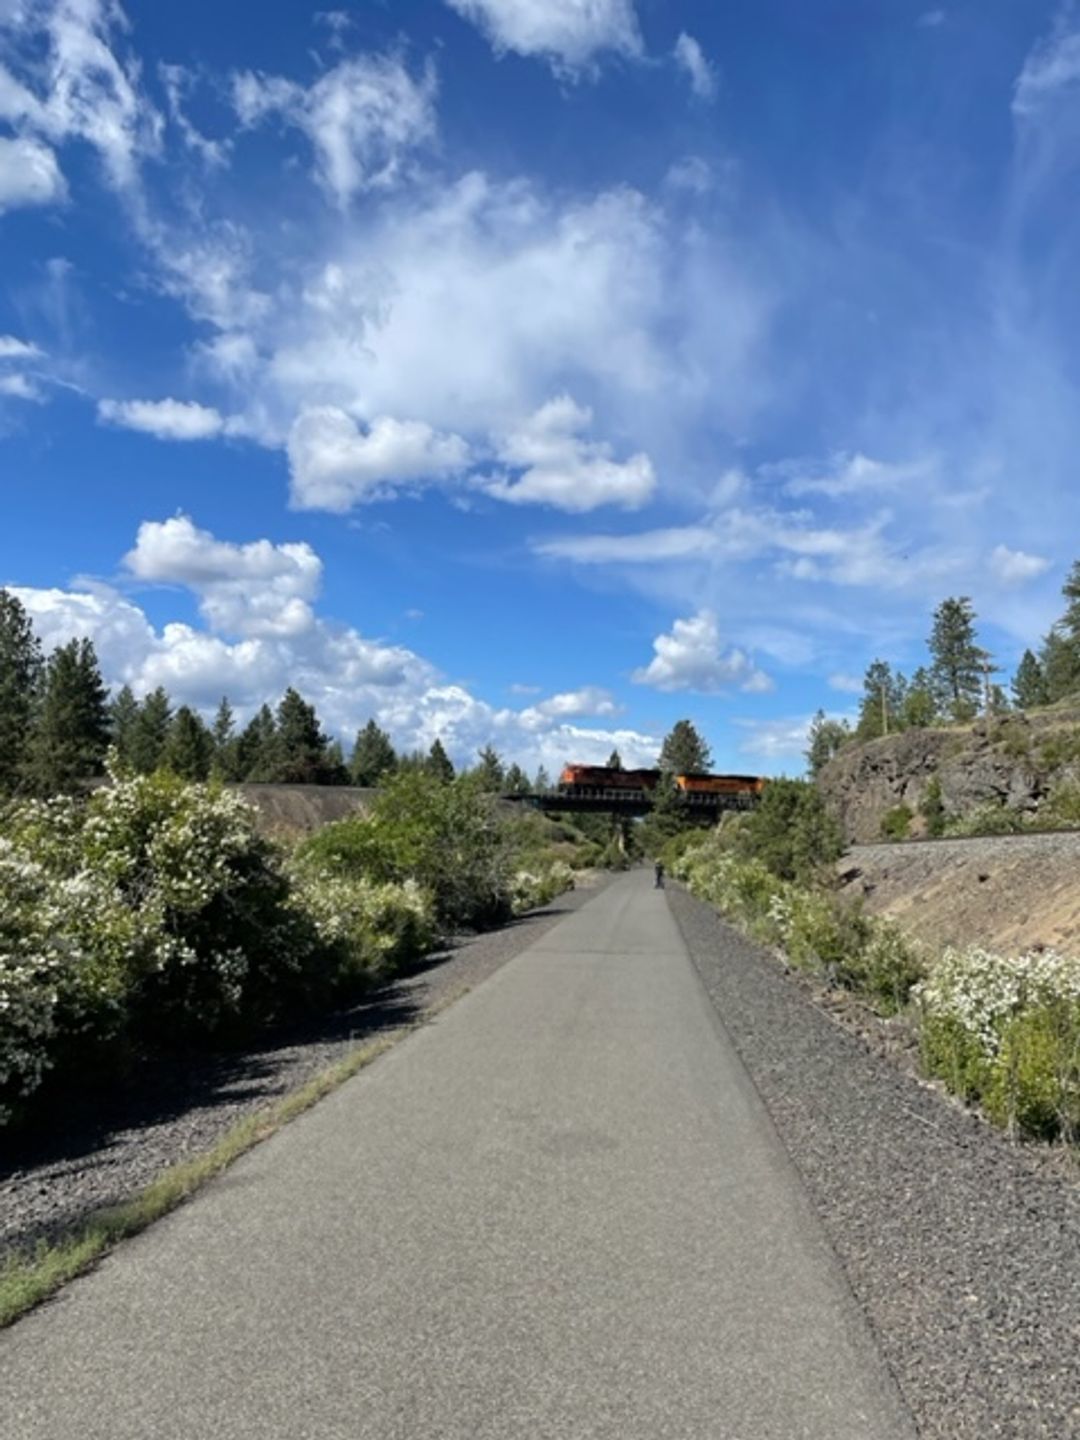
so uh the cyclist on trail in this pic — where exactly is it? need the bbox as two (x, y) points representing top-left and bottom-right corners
(654, 860), (665, 889)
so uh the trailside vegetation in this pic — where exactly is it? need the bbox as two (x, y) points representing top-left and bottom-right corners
(672, 809), (1080, 1145)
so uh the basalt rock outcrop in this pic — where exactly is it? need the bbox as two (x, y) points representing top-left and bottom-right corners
(815, 710), (1080, 844)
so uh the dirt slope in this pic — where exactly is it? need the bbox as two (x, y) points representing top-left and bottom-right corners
(839, 832), (1080, 954)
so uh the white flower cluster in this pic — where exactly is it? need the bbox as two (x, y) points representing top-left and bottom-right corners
(509, 861), (575, 915)
(914, 946), (1080, 1057)
(289, 869), (434, 980)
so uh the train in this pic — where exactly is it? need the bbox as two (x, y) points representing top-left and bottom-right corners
(557, 765), (765, 803)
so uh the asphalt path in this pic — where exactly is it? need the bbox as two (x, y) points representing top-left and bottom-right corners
(2, 872), (915, 1439)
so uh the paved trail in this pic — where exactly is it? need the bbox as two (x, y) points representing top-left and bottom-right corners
(2, 873), (914, 1439)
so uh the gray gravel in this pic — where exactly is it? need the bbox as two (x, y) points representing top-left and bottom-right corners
(0, 878), (607, 1262)
(668, 882), (1080, 1440)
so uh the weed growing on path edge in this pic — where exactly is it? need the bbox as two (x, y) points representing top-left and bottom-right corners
(0, 1018), (434, 1330)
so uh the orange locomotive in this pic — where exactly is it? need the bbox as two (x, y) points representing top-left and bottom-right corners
(557, 765), (765, 801)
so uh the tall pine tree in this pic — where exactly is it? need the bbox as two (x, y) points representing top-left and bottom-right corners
(129, 687), (172, 774)
(237, 704), (279, 780)
(350, 719), (397, 786)
(24, 638), (110, 794)
(928, 597), (983, 721)
(427, 737), (455, 783)
(162, 706), (213, 781)
(1012, 649), (1048, 710)
(0, 588), (42, 795)
(658, 720), (712, 775)
(109, 684), (140, 768)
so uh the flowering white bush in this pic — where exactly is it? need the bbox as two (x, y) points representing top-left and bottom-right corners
(509, 862), (575, 915)
(916, 946), (1080, 1138)
(289, 869), (434, 985)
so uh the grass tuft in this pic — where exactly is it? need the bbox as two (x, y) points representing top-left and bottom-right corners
(0, 1027), (414, 1330)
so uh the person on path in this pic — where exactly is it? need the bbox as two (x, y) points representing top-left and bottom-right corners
(654, 860), (665, 889)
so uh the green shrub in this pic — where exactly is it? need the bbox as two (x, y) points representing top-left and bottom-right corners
(302, 771), (514, 931)
(983, 1004), (1080, 1140)
(919, 777), (946, 837)
(288, 869), (434, 991)
(738, 779), (843, 884)
(881, 804), (913, 841)
(945, 803), (1026, 837)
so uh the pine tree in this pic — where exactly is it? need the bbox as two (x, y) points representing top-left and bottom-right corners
(129, 687), (172, 774)
(237, 704), (280, 780)
(928, 597), (982, 722)
(856, 660), (901, 741)
(1013, 649), (1048, 710)
(23, 638), (110, 794)
(350, 719), (397, 786)
(534, 765), (552, 795)
(474, 744), (505, 791)
(658, 720), (712, 775)
(805, 710), (850, 777)
(210, 697), (242, 780)
(427, 738), (455, 784)
(162, 706), (213, 781)
(607, 748), (623, 769)
(271, 688), (330, 784)
(903, 667), (938, 729)
(109, 684), (140, 767)
(504, 762), (530, 794)
(0, 588), (42, 795)
(323, 739), (350, 785)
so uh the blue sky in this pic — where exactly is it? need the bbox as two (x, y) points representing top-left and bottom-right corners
(1, 0), (1077, 774)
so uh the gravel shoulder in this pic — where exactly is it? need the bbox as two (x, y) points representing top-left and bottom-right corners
(668, 882), (1080, 1440)
(0, 877), (608, 1263)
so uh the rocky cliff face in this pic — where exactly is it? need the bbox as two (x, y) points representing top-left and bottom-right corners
(816, 711), (1079, 843)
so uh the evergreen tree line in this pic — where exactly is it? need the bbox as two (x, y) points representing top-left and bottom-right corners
(807, 571), (1080, 776)
(0, 588), (562, 798)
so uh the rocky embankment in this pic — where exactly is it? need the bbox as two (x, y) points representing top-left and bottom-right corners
(839, 831), (1080, 953)
(818, 706), (1080, 843)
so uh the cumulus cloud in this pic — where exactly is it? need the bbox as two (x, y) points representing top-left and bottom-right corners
(989, 543), (1052, 586)
(232, 53), (437, 207)
(518, 686), (619, 729)
(0, 134), (66, 210)
(12, 518), (659, 771)
(632, 610), (772, 694)
(673, 33), (716, 101)
(124, 516), (322, 639)
(98, 398), (228, 441)
(0, 0), (160, 193)
(0, 372), (42, 399)
(734, 714), (817, 764)
(480, 395), (656, 511)
(287, 408), (470, 511)
(444, 0), (642, 77)
(828, 672), (864, 695)
(778, 451), (933, 498)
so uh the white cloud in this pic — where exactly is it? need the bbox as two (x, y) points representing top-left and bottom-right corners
(98, 397), (227, 441)
(917, 10), (945, 28)
(0, 372), (42, 399)
(664, 155), (714, 195)
(0, 134), (66, 210)
(632, 610), (772, 694)
(480, 394), (656, 511)
(828, 672), (864, 695)
(287, 408), (470, 511)
(673, 33), (716, 101)
(989, 543), (1052, 586)
(536, 523), (714, 565)
(11, 518), (659, 772)
(444, 0), (642, 78)
(124, 516), (322, 639)
(518, 686), (619, 729)
(0, 0), (161, 194)
(159, 63), (228, 168)
(0, 334), (41, 360)
(232, 54), (437, 207)
(1014, 17), (1080, 115)
(778, 451), (932, 498)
